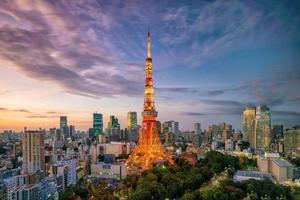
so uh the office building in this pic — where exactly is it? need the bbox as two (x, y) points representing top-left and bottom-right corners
(234, 170), (272, 182)
(93, 113), (103, 136)
(162, 121), (179, 141)
(91, 161), (127, 180)
(180, 131), (201, 147)
(242, 107), (256, 146)
(164, 131), (175, 145)
(69, 125), (75, 137)
(107, 115), (121, 140)
(22, 131), (45, 174)
(219, 122), (233, 142)
(194, 123), (201, 135)
(96, 142), (131, 157)
(272, 160), (293, 182)
(127, 112), (137, 128)
(127, 112), (139, 142)
(60, 116), (68, 137)
(0, 181), (7, 200)
(225, 138), (235, 151)
(284, 127), (300, 158)
(272, 124), (284, 140)
(255, 106), (271, 151)
(57, 159), (76, 186)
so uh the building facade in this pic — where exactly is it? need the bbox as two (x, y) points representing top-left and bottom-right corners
(255, 106), (271, 151)
(93, 113), (103, 136)
(284, 127), (300, 158)
(60, 116), (68, 137)
(242, 107), (256, 146)
(22, 131), (45, 174)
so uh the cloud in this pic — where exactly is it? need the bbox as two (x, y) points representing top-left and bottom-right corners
(273, 111), (300, 117)
(0, 90), (10, 95)
(0, 0), (144, 99)
(27, 114), (59, 118)
(46, 111), (66, 115)
(0, 107), (31, 113)
(183, 112), (207, 116)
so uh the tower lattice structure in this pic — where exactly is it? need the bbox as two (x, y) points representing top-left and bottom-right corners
(126, 32), (173, 171)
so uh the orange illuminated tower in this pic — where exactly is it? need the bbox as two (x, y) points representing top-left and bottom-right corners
(126, 32), (173, 171)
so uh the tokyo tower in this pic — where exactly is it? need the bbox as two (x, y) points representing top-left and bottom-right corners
(126, 32), (173, 171)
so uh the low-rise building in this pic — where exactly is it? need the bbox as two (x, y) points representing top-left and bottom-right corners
(91, 162), (127, 180)
(271, 159), (293, 182)
(234, 170), (272, 182)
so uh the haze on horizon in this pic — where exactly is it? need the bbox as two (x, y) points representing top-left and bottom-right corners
(0, 0), (299, 131)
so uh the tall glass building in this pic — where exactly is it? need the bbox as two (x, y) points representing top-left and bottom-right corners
(242, 107), (256, 147)
(254, 106), (271, 151)
(93, 113), (103, 136)
(127, 112), (137, 128)
(60, 116), (68, 137)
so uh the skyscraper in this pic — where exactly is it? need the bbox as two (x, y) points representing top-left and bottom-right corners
(194, 123), (202, 135)
(127, 112), (137, 128)
(93, 113), (103, 136)
(60, 116), (68, 137)
(284, 126), (300, 158)
(162, 121), (179, 141)
(22, 130), (45, 174)
(272, 124), (284, 140)
(126, 32), (173, 171)
(69, 125), (75, 137)
(107, 115), (121, 140)
(127, 112), (139, 142)
(242, 107), (256, 147)
(254, 106), (271, 150)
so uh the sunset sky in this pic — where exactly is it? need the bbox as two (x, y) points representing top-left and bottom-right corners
(0, 0), (299, 131)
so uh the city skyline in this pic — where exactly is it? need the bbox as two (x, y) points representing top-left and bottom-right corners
(0, 0), (300, 131)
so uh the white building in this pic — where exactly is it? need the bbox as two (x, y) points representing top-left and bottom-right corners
(57, 158), (76, 186)
(91, 162), (127, 180)
(96, 142), (131, 157)
(225, 138), (235, 151)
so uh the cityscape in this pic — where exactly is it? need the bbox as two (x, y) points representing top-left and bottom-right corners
(0, 1), (300, 200)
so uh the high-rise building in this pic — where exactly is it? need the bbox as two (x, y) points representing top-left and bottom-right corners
(126, 32), (173, 171)
(194, 123), (202, 135)
(272, 124), (284, 140)
(127, 112), (137, 128)
(60, 116), (68, 137)
(219, 122), (233, 142)
(284, 127), (300, 158)
(242, 107), (256, 146)
(22, 130), (45, 174)
(162, 121), (179, 141)
(127, 112), (139, 142)
(93, 113), (103, 136)
(254, 106), (271, 150)
(69, 125), (75, 137)
(107, 115), (121, 141)
(0, 181), (7, 200)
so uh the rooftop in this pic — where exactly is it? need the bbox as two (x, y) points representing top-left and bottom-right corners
(273, 159), (293, 167)
(235, 170), (272, 179)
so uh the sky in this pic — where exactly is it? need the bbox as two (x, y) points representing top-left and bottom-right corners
(0, 0), (300, 131)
